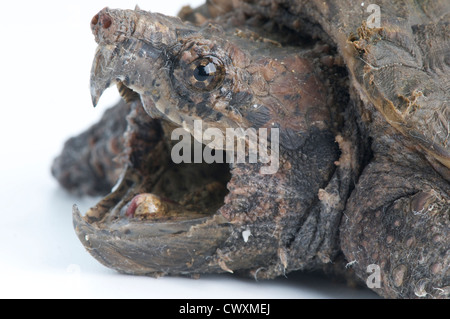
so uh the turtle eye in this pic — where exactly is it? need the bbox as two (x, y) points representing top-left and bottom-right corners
(184, 56), (225, 92)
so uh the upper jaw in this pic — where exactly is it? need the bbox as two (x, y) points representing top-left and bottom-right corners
(89, 7), (193, 108)
(89, 36), (166, 108)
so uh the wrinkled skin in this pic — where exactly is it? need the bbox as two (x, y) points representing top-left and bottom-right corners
(52, 0), (449, 299)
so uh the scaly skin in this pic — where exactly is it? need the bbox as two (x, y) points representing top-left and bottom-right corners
(237, 0), (450, 298)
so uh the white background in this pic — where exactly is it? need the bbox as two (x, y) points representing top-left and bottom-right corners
(0, 0), (378, 298)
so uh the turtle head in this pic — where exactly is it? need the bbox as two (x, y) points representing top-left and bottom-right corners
(79, 7), (338, 277)
(83, 7), (280, 277)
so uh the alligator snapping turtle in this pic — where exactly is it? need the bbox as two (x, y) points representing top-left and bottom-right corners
(52, 0), (449, 299)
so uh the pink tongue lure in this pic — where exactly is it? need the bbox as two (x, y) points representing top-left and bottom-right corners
(125, 194), (180, 218)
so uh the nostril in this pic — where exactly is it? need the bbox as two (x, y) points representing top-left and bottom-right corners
(101, 15), (112, 29)
(91, 14), (99, 26)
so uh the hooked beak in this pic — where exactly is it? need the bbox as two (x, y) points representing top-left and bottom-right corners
(89, 7), (189, 108)
(90, 40), (164, 108)
(90, 46), (116, 107)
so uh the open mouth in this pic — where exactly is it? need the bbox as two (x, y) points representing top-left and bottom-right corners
(98, 83), (232, 223)
(84, 120), (231, 224)
(122, 155), (231, 221)
(72, 100), (234, 276)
